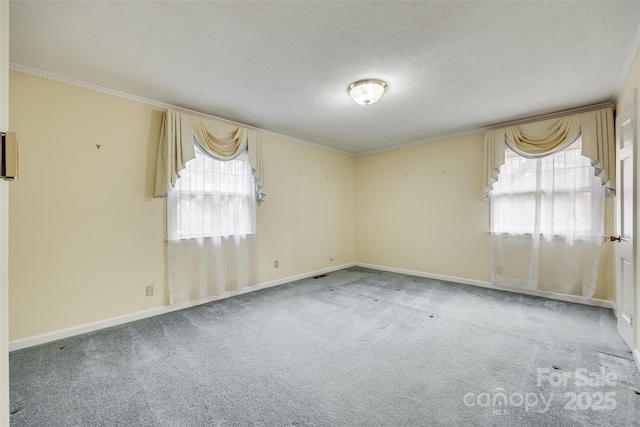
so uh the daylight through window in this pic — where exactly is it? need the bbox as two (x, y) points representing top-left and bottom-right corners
(169, 145), (256, 240)
(490, 137), (603, 238)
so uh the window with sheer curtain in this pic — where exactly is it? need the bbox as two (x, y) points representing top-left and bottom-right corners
(491, 137), (602, 238)
(167, 144), (259, 306)
(168, 144), (256, 241)
(490, 136), (604, 298)
(155, 110), (265, 306)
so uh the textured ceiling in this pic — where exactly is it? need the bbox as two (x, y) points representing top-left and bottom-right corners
(9, 1), (640, 154)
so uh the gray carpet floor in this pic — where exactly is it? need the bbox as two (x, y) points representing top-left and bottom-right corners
(9, 267), (640, 426)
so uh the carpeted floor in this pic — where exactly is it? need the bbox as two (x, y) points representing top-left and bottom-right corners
(9, 267), (640, 426)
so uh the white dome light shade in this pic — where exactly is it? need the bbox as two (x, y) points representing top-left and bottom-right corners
(347, 79), (387, 105)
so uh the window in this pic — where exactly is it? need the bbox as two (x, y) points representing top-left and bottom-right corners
(168, 144), (256, 240)
(490, 137), (603, 238)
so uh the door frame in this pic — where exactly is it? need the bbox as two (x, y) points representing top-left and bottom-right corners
(615, 93), (636, 350)
(0, 1), (8, 425)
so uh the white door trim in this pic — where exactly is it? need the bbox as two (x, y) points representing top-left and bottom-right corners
(616, 92), (637, 350)
(0, 2), (9, 425)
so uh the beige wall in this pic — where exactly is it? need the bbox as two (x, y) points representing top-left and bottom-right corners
(8, 72), (356, 340)
(356, 134), (491, 282)
(257, 134), (356, 282)
(616, 45), (640, 352)
(355, 133), (614, 300)
(9, 73), (167, 340)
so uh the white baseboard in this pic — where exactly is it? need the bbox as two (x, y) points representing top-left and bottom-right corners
(633, 349), (640, 375)
(164, 262), (356, 314)
(355, 263), (615, 310)
(9, 262), (356, 352)
(8, 261), (616, 351)
(9, 306), (170, 352)
(250, 262), (356, 291)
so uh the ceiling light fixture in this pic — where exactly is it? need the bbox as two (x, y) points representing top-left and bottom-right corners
(347, 79), (387, 105)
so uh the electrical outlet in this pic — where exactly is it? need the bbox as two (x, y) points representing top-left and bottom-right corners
(274, 260), (279, 268)
(329, 253), (335, 261)
(146, 285), (154, 296)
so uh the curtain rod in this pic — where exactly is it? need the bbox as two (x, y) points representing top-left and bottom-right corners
(485, 101), (614, 131)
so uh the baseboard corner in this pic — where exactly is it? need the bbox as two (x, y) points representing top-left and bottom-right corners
(354, 262), (615, 309)
(355, 262), (492, 289)
(257, 262), (356, 289)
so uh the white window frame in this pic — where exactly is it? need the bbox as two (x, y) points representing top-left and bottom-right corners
(168, 144), (256, 241)
(490, 136), (603, 239)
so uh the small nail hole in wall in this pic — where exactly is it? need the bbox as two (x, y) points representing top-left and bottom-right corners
(96, 145), (101, 149)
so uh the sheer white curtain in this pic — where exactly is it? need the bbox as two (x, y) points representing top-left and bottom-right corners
(167, 145), (258, 305)
(490, 137), (604, 297)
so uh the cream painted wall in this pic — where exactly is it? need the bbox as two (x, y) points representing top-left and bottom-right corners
(616, 45), (640, 353)
(356, 134), (491, 283)
(355, 133), (614, 301)
(257, 135), (356, 282)
(9, 72), (167, 340)
(8, 72), (356, 341)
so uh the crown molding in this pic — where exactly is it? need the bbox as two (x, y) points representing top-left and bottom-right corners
(613, 11), (640, 102)
(356, 101), (614, 157)
(9, 63), (354, 157)
(10, 63), (615, 159)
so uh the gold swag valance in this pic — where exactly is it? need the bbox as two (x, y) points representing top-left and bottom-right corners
(483, 107), (614, 197)
(154, 110), (265, 201)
